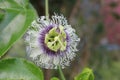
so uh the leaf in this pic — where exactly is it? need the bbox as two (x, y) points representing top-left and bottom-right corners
(0, 9), (5, 21)
(51, 77), (60, 80)
(0, 0), (37, 57)
(0, 58), (44, 80)
(74, 68), (94, 80)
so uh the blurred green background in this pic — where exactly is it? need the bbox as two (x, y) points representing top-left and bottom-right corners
(1, 0), (120, 80)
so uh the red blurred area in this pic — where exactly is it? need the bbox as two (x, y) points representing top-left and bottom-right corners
(102, 0), (120, 44)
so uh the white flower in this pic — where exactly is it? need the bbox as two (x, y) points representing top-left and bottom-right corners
(25, 14), (80, 69)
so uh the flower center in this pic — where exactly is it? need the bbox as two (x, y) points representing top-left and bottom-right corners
(44, 25), (67, 52)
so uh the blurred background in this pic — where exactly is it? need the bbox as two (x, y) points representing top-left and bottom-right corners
(2, 0), (120, 80)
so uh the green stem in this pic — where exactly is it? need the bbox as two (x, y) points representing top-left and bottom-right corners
(45, 0), (49, 20)
(58, 66), (66, 80)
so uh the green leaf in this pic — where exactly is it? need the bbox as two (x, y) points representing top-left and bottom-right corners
(74, 68), (94, 80)
(0, 0), (37, 57)
(0, 58), (44, 80)
(0, 9), (5, 21)
(51, 77), (60, 80)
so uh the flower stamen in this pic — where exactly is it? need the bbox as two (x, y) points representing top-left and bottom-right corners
(44, 25), (67, 52)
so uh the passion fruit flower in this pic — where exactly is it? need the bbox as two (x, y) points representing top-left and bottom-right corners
(25, 14), (80, 69)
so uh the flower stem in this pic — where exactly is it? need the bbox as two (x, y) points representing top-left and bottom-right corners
(58, 66), (66, 80)
(45, 0), (49, 20)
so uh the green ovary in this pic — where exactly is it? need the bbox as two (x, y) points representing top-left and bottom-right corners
(45, 25), (67, 52)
